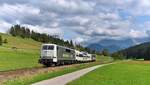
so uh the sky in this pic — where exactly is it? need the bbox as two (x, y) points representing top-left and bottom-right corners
(1, 0), (150, 46)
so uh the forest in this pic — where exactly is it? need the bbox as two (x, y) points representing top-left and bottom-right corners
(115, 42), (150, 60)
(9, 24), (94, 53)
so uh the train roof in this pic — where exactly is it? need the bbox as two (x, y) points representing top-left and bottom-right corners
(42, 43), (74, 51)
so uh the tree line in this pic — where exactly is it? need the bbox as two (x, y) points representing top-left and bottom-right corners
(9, 24), (94, 53)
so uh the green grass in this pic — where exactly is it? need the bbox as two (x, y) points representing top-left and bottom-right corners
(0, 47), (41, 71)
(0, 33), (41, 49)
(3, 55), (113, 85)
(68, 61), (150, 85)
(0, 33), (42, 71)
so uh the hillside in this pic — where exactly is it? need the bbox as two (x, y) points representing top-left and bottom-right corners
(116, 42), (150, 60)
(0, 33), (42, 71)
(0, 33), (41, 49)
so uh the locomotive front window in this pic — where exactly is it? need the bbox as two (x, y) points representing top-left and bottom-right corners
(42, 45), (54, 50)
(42, 46), (47, 50)
(48, 46), (54, 50)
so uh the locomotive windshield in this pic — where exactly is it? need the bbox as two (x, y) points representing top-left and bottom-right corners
(42, 45), (54, 50)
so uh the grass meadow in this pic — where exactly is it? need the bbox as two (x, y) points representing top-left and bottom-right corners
(0, 47), (41, 71)
(0, 33), (42, 71)
(68, 61), (150, 85)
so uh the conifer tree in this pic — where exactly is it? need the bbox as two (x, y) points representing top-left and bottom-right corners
(0, 36), (2, 46)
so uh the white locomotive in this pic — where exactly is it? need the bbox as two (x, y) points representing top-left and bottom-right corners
(39, 44), (96, 66)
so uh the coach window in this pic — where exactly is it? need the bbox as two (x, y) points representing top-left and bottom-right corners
(66, 49), (71, 53)
(79, 54), (83, 57)
(57, 46), (59, 50)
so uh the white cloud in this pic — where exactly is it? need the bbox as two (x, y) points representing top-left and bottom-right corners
(0, 4), (40, 24)
(22, 24), (63, 37)
(129, 29), (148, 38)
(0, 0), (150, 45)
(0, 20), (12, 33)
(33, 0), (94, 14)
(74, 37), (85, 43)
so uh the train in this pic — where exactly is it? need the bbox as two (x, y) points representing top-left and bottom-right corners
(39, 44), (96, 66)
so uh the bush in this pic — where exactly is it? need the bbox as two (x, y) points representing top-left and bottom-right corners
(101, 49), (110, 56)
(111, 53), (124, 60)
(3, 39), (8, 43)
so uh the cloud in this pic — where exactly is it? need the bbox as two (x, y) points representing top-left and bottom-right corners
(23, 24), (63, 36)
(0, 4), (40, 24)
(0, 0), (150, 46)
(31, 0), (94, 15)
(0, 20), (12, 33)
(129, 29), (148, 38)
(0, 3), (62, 36)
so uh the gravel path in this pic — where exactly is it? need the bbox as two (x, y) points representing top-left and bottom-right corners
(32, 63), (112, 85)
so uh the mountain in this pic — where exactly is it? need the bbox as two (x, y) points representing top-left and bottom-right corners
(87, 38), (135, 53)
(116, 42), (150, 60)
(87, 43), (121, 53)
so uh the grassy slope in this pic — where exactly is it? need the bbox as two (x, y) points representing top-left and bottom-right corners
(68, 61), (150, 85)
(0, 33), (42, 71)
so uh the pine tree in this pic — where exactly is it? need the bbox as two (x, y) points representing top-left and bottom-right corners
(21, 27), (26, 38)
(9, 26), (16, 36)
(0, 36), (2, 46)
(14, 24), (21, 36)
(25, 28), (30, 38)
(70, 40), (74, 48)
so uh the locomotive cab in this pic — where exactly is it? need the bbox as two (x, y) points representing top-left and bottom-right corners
(39, 44), (57, 65)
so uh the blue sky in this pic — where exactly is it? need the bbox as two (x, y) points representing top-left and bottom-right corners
(0, 0), (150, 45)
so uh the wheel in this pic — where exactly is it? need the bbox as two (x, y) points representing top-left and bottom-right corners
(61, 62), (65, 65)
(45, 64), (51, 67)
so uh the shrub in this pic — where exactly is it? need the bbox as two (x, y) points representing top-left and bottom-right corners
(3, 39), (8, 43)
(111, 52), (124, 60)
